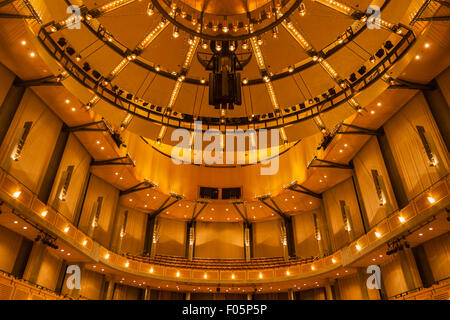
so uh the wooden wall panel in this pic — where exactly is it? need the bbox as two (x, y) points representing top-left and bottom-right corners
(436, 67), (450, 105)
(381, 256), (409, 298)
(115, 206), (147, 255)
(0, 62), (15, 106)
(195, 222), (244, 259)
(337, 274), (363, 300)
(423, 232), (450, 282)
(0, 225), (23, 273)
(156, 218), (186, 257)
(322, 178), (365, 250)
(292, 211), (320, 258)
(78, 175), (119, 248)
(253, 220), (283, 258)
(384, 92), (449, 200)
(79, 269), (103, 300)
(353, 137), (398, 228)
(0, 89), (62, 193)
(48, 134), (91, 222)
(36, 250), (63, 291)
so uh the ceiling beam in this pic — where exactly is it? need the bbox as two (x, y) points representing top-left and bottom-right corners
(286, 183), (322, 199)
(120, 180), (155, 196)
(148, 194), (183, 220)
(337, 123), (381, 136)
(91, 154), (135, 167)
(190, 201), (209, 223)
(0, 0), (16, 8)
(307, 156), (353, 170)
(232, 201), (250, 225)
(417, 15), (450, 21)
(258, 196), (290, 221)
(14, 75), (62, 87)
(0, 13), (33, 19)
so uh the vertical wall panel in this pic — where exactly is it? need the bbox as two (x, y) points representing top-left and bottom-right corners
(353, 137), (398, 228)
(116, 206), (147, 255)
(48, 134), (91, 222)
(36, 250), (63, 291)
(293, 211), (320, 258)
(322, 178), (365, 250)
(156, 218), (186, 257)
(422, 232), (450, 282)
(381, 256), (409, 298)
(0, 89), (62, 193)
(0, 63), (15, 106)
(337, 274), (363, 300)
(79, 269), (103, 300)
(195, 222), (244, 259)
(0, 225), (23, 273)
(78, 175), (119, 248)
(384, 92), (449, 200)
(253, 220), (283, 258)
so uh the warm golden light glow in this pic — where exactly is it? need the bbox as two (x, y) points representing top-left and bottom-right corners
(104, 253), (110, 259)
(398, 216), (406, 223)
(63, 226), (69, 233)
(427, 196), (436, 204)
(375, 232), (382, 238)
(12, 191), (21, 199)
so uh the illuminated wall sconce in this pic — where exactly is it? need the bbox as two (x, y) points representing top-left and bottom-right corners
(231, 274), (235, 279)
(204, 273), (208, 279)
(259, 273), (263, 279)
(375, 231), (382, 239)
(125, 261), (129, 268)
(63, 226), (70, 233)
(286, 270), (291, 276)
(12, 190), (22, 199)
(57, 165), (74, 201)
(371, 170), (388, 206)
(313, 213), (321, 241)
(90, 197), (103, 230)
(398, 216), (406, 223)
(427, 196), (436, 204)
(82, 240), (87, 246)
(149, 267), (154, 273)
(355, 244), (362, 251)
(119, 210), (128, 238)
(104, 253), (110, 259)
(339, 200), (352, 232)
(331, 258), (336, 264)
(176, 271), (180, 277)
(311, 265), (315, 271)
(10, 122), (32, 161)
(416, 126), (440, 167)
(41, 210), (48, 217)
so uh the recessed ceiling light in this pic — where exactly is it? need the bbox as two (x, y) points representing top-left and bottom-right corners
(428, 227), (433, 231)
(23, 226), (27, 230)
(377, 102), (382, 107)
(425, 43), (430, 48)
(29, 52), (36, 57)
(370, 110), (375, 114)
(419, 233), (423, 236)
(14, 221), (18, 224)
(21, 40), (27, 45)
(65, 99), (70, 104)
(415, 55), (421, 60)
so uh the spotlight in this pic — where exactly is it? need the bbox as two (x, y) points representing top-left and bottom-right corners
(299, 103), (306, 109)
(328, 88), (336, 95)
(126, 93), (133, 100)
(349, 73), (357, 82)
(92, 70), (101, 79)
(358, 66), (367, 75)
(376, 48), (385, 58)
(82, 62), (91, 72)
(66, 47), (75, 56)
(314, 97), (320, 103)
(384, 41), (394, 51)
(370, 56), (376, 64)
(57, 37), (67, 47)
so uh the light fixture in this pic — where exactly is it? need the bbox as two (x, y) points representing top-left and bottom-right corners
(41, 211), (48, 217)
(398, 216), (406, 223)
(355, 244), (361, 251)
(311, 266), (315, 271)
(375, 232), (382, 238)
(427, 196), (436, 204)
(204, 273), (208, 279)
(415, 55), (421, 60)
(125, 262), (129, 267)
(29, 52), (36, 58)
(149, 267), (154, 273)
(331, 258), (336, 264)
(425, 43), (430, 48)
(259, 273), (263, 279)
(12, 191), (22, 199)
(104, 253), (110, 259)
(176, 271), (180, 277)
(21, 40), (26, 45)
(82, 240), (87, 246)
(64, 226), (69, 233)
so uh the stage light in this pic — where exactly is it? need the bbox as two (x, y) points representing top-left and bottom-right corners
(82, 62), (91, 72)
(349, 73), (357, 82)
(66, 47), (75, 56)
(92, 70), (101, 79)
(358, 66), (367, 75)
(384, 41), (393, 51)
(57, 37), (67, 47)
(376, 49), (385, 58)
